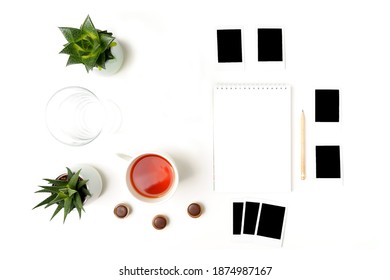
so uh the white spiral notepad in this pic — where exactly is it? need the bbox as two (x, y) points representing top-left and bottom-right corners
(213, 84), (291, 193)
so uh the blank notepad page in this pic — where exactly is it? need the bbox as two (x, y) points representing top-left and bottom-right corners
(213, 84), (291, 193)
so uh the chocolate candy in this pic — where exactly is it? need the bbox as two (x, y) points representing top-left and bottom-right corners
(114, 203), (130, 218)
(152, 215), (168, 230)
(187, 203), (202, 218)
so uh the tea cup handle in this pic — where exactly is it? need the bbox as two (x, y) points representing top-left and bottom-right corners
(116, 153), (133, 161)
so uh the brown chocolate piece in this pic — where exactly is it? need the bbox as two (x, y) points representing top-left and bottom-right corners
(152, 215), (167, 230)
(114, 203), (130, 218)
(187, 203), (202, 218)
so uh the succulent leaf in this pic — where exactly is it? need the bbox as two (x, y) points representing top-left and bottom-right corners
(63, 197), (73, 223)
(45, 192), (67, 208)
(105, 49), (115, 61)
(81, 15), (99, 39)
(59, 27), (83, 43)
(66, 55), (83, 66)
(80, 186), (91, 197)
(77, 179), (88, 189)
(81, 55), (100, 73)
(50, 204), (64, 221)
(35, 186), (63, 194)
(66, 167), (73, 178)
(33, 193), (57, 209)
(43, 179), (68, 186)
(99, 32), (115, 51)
(95, 52), (106, 69)
(74, 193), (84, 218)
(35, 189), (53, 194)
(59, 43), (83, 55)
(68, 169), (81, 189)
(68, 189), (77, 197)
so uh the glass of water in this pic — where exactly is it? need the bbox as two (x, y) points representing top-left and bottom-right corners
(46, 86), (120, 146)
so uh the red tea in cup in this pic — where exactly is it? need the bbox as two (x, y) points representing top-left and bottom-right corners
(129, 154), (175, 198)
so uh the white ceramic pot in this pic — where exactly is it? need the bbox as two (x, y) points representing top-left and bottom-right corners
(93, 39), (124, 76)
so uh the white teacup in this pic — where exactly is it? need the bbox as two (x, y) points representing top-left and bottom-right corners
(125, 153), (179, 203)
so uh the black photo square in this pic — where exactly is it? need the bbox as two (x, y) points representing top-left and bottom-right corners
(217, 29), (243, 63)
(243, 202), (260, 235)
(232, 202), (244, 235)
(316, 146), (341, 178)
(258, 28), (283, 62)
(257, 203), (286, 240)
(315, 89), (340, 122)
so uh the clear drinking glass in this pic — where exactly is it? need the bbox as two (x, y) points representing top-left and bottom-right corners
(46, 86), (120, 146)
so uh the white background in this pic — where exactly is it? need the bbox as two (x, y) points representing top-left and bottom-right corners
(1, 0), (390, 279)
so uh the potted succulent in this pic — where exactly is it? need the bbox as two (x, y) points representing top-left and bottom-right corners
(33, 165), (102, 223)
(59, 15), (124, 75)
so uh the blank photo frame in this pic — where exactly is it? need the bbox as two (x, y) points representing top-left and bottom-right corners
(315, 89), (340, 122)
(257, 28), (283, 62)
(257, 203), (286, 240)
(216, 29), (243, 63)
(232, 202), (244, 235)
(243, 202), (261, 235)
(315, 145), (341, 178)
(255, 27), (285, 69)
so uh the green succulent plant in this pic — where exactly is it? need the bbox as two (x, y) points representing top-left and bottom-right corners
(33, 168), (90, 223)
(59, 15), (117, 72)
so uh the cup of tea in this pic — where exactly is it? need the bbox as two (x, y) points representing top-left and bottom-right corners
(125, 153), (179, 203)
